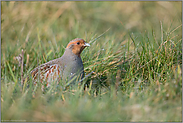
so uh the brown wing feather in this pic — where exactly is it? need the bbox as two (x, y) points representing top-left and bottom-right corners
(31, 63), (62, 86)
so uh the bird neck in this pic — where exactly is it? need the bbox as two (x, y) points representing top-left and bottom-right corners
(64, 48), (81, 58)
(63, 48), (81, 59)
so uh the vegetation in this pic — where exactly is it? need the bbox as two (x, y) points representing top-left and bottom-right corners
(1, 1), (182, 122)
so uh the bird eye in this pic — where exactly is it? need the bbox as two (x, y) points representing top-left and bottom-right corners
(77, 42), (80, 45)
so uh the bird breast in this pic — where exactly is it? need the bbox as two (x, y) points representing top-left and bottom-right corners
(60, 53), (84, 83)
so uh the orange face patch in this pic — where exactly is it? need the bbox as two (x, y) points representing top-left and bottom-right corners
(66, 38), (88, 57)
(66, 38), (86, 48)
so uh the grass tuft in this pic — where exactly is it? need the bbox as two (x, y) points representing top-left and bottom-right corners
(1, 1), (182, 122)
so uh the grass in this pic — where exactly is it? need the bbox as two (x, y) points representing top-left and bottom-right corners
(1, 1), (182, 122)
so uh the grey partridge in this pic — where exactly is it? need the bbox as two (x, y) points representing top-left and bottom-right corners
(30, 38), (90, 88)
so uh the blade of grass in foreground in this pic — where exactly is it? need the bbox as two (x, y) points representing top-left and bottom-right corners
(6, 61), (18, 86)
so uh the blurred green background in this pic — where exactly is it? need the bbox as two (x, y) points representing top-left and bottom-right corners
(2, 1), (181, 50)
(1, 1), (182, 122)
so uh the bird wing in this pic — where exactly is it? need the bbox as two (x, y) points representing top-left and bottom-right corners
(31, 63), (63, 86)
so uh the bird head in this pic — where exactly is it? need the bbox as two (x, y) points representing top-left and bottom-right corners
(66, 38), (90, 57)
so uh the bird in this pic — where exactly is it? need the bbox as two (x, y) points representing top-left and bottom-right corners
(30, 38), (90, 89)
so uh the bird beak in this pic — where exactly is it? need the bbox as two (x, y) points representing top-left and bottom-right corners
(84, 42), (90, 47)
